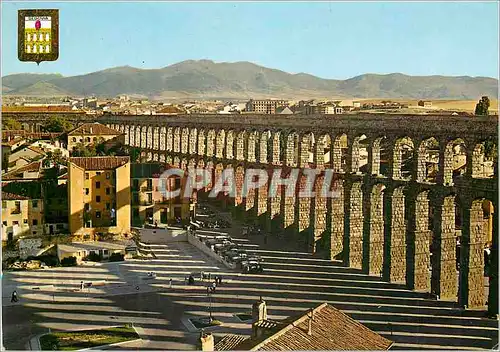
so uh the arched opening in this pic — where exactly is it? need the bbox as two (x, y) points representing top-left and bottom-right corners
(352, 134), (369, 174)
(393, 137), (415, 180)
(173, 127), (181, 153)
(247, 130), (257, 162)
(443, 138), (467, 186)
(472, 140), (497, 179)
(332, 133), (348, 172)
(146, 126), (153, 149)
(259, 130), (271, 164)
(226, 130), (235, 159)
(153, 126), (160, 150)
(206, 129), (216, 157)
(300, 132), (314, 168)
(417, 137), (440, 183)
(216, 129), (226, 159)
(159, 127), (167, 151)
(271, 131), (281, 165)
(197, 129), (206, 156)
(315, 134), (332, 169)
(371, 136), (391, 177)
(181, 127), (190, 154)
(189, 128), (197, 154)
(166, 127), (173, 152)
(286, 131), (300, 167)
(236, 131), (247, 161)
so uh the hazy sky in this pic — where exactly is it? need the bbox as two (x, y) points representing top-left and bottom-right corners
(2, 1), (499, 79)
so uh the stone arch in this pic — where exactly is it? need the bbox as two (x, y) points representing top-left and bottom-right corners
(213, 163), (225, 199)
(417, 137), (440, 183)
(392, 136), (415, 180)
(146, 126), (153, 149)
(166, 127), (173, 152)
(152, 152), (159, 161)
(189, 128), (198, 154)
(173, 127), (181, 153)
(411, 190), (432, 291)
(236, 131), (247, 161)
(351, 134), (368, 174)
(159, 127), (166, 151)
(226, 130), (235, 159)
(286, 131), (300, 167)
(206, 129), (216, 157)
(197, 129), (206, 156)
(471, 140), (496, 179)
(152, 126), (160, 150)
(235, 165), (245, 206)
(271, 131), (282, 165)
(173, 156), (181, 168)
(247, 130), (257, 162)
(129, 125), (136, 146)
(387, 186), (406, 282)
(166, 155), (173, 165)
(159, 154), (165, 163)
(181, 127), (190, 154)
(140, 125), (147, 148)
(367, 183), (386, 276)
(332, 133), (348, 172)
(348, 182), (364, 269)
(330, 177), (345, 259)
(370, 136), (390, 177)
(459, 198), (494, 308)
(146, 151), (152, 161)
(300, 132), (314, 168)
(443, 138), (466, 186)
(216, 129), (226, 159)
(259, 130), (271, 164)
(124, 125), (130, 145)
(204, 160), (214, 192)
(314, 134), (332, 169)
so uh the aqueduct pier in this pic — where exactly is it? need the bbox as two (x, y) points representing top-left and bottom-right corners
(7, 112), (499, 315)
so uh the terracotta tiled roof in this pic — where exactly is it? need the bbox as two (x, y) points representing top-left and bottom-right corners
(2, 161), (42, 180)
(1, 137), (25, 147)
(69, 156), (129, 170)
(68, 123), (122, 136)
(2, 130), (63, 140)
(27, 146), (47, 155)
(214, 335), (249, 351)
(2, 106), (75, 112)
(229, 303), (393, 351)
(2, 191), (30, 200)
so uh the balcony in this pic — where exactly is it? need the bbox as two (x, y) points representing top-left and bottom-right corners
(140, 186), (153, 192)
(10, 208), (21, 215)
(132, 199), (153, 206)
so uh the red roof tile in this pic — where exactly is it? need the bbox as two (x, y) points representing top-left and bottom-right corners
(68, 123), (122, 136)
(69, 156), (129, 170)
(2, 191), (30, 200)
(2, 161), (42, 180)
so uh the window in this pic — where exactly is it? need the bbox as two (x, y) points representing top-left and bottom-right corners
(96, 211), (101, 218)
(13, 221), (19, 225)
(2, 201), (6, 208)
(2, 221), (7, 226)
(103, 249), (109, 255)
(93, 137), (98, 142)
(86, 137), (91, 142)
(33, 219), (38, 226)
(72, 137), (77, 142)
(133, 208), (139, 218)
(96, 196), (101, 203)
(24, 219), (28, 224)
(96, 172), (101, 176)
(96, 181), (101, 189)
(106, 203), (111, 210)
(85, 188), (89, 195)
(57, 224), (64, 229)
(106, 187), (111, 195)
(85, 173), (89, 180)
(85, 221), (92, 228)
(106, 173), (110, 179)
(148, 193), (153, 203)
(32, 200), (38, 208)
(84, 203), (90, 211)
(133, 193), (139, 204)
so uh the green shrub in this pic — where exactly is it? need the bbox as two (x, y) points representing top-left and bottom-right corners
(85, 252), (103, 262)
(61, 256), (77, 267)
(38, 254), (60, 267)
(109, 252), (125, 262)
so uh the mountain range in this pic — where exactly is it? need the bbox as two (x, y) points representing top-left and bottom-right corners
(2, 60), (498, 100)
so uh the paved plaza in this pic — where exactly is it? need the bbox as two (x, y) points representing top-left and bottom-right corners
(2, 209), (499, 350)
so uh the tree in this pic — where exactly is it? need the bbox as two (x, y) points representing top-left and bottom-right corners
(475, 96), (490, 116)
(42, 116), (74, 132)
(3, 117), (22, 130)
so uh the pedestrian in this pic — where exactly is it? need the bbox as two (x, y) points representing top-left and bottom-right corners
(80, 281), (84, 290)
(11, 290), (18, 303)
(185, 276), (188, 285)
(169, 278), (173, 288)
(206, 286), (210, 295)
(212, 281), (216, 293)
(200, 271), (204, 281)
(155, 220), (158, 228)
(218, 276), (222, 285)
(208, 273), (211, 282)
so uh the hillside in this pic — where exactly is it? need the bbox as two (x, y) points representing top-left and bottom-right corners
(2, 60), (498, 100)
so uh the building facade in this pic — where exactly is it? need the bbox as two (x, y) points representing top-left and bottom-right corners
(131, 163), (194, 226)
(246, 100), (289, 114)
(1, 192), (44, 240)
(67, 122), (124, 152)
(68, 156), (131, 238)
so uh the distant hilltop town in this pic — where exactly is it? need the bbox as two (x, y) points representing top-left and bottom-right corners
(2, 95), (496, 116)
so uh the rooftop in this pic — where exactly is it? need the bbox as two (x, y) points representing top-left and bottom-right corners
(69, 156), (129, 170)
(2, 161), (42, 180)
(217, 303), (393, 351)
(2, 191), (31, 201)
(68, 122), (122, 136)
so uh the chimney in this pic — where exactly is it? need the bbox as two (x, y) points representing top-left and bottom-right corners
(89, 127), (93, 134)
(199, 330), (214, 351)
(252, 296), (267, 323)
(307, 308), (314, 336)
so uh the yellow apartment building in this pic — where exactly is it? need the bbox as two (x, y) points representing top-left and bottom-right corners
(2, 191), (44, 240)
(67, 122), (124, 152)
(68, 156), (131, 238)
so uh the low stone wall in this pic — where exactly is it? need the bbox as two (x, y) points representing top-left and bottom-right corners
(19, 238), (43, 259)
(187, 233), (236, 270)
(135, 227), (187, 244)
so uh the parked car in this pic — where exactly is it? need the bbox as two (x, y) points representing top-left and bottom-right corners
(241, 259), (263, 273)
